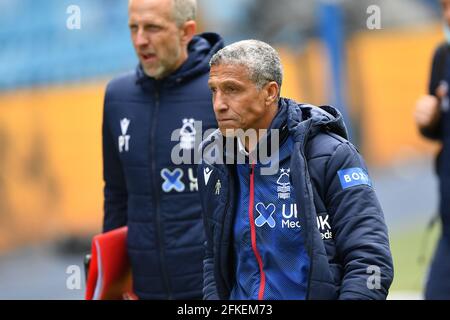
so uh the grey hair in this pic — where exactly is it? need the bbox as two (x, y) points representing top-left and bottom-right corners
(210, 39), (283, 90)
(172, 0), (197, 26)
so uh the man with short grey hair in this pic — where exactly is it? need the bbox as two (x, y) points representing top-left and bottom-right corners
(210, 39), (283, 90)
(198, 40), (393, 300)
(102, 0), (223, 299)
(172, 0), (197, 26)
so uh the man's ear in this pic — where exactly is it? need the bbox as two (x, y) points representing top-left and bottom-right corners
(180, 20), (197, 45)
(264, 81), (279, 106)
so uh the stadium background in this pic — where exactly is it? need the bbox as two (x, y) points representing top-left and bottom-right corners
(0, 0), (444, 299)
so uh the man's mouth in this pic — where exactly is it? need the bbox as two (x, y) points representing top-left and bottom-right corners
(217, 118), (235, 122)
(141, 53), (157, 62)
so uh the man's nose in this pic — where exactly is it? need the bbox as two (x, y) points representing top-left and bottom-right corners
(213, 92), (229, 112)
(134, 29), (149, 47)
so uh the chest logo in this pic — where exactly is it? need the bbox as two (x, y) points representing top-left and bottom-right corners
(277, 168), (291, 199)
(204, 167), (213, 186)
(255, 202), (276, 228)
(214, 179), (221, 195)
(118, 118), (131, 153)
(161, 168), (185, 192)
(180, 118), (196, 150)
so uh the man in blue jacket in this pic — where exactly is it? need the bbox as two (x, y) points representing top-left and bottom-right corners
(102, 0), (223, 299)
(199, 40), (394, 300)
(414, 0), (450, 300)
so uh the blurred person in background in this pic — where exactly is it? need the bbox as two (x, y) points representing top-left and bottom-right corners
(102, 0), (223, 299)
(415, 0), (450, 300)
(199, 40), (393, 300)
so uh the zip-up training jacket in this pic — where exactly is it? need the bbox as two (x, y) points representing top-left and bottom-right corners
(198, 98), (394, 300)
(102, 33), (224, 299)
(420, 42), (450, 299)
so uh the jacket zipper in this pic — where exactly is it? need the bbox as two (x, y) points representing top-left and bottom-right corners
(151, 88), (172, 299)
(248, 163), (266, 300)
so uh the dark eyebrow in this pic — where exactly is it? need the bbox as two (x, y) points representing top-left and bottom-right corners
(222, 80), (245, 87)
(208, 78), (246, 89)
(144, 23), (162, 28)
(128, 22), (163, 29)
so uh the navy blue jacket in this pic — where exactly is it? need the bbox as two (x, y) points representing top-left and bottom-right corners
(102, 33), (224, 299)
(422, 42), (450, 299)
(421, 42), (450, 239)
(198, 98), (394, 300)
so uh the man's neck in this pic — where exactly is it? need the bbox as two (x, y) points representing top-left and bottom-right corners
(154, 48), (189, 80)
(173, 49), (189, 73)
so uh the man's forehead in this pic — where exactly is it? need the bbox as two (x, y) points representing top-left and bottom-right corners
(128, 0), (173, 21)
(209, 64), (250, 82)
(129, 0), (172, 9)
